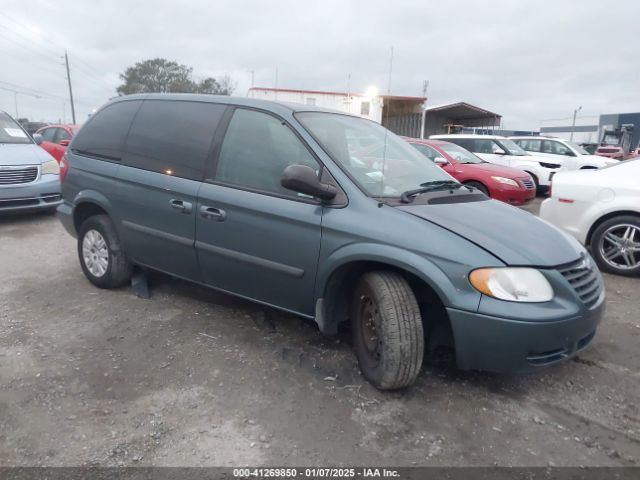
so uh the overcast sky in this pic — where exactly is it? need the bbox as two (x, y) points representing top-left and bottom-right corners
(1, 0), (639, 130)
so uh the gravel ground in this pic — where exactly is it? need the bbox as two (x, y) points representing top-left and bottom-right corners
(0, 199), (639, 467)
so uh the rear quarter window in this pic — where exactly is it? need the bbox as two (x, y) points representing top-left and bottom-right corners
(122, 100), (226, 181)
(71, 100), (142, 160)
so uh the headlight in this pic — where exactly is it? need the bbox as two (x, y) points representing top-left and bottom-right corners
(490, 176), (518, 187)
(469, 267), (554, 302)
(539, 162), (561, 169)
(41, 159), (60, 175)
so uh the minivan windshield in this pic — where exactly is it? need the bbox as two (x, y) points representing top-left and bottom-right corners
(0, 112), (31, 145)
(498, 138), (528, 156)
(296, 112), (455, 197)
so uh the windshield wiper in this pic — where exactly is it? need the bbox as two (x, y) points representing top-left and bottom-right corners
(400, 180), (464, 203)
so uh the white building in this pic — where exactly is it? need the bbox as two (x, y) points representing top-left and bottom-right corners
(247, 87), (426, 138)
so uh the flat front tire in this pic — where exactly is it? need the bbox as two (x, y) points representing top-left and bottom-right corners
(77, 215), (133, 288)
(351, 271), (424, 390)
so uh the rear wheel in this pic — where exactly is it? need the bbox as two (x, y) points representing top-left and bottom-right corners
(78, 215), (133, 288)
(351, 271), (424, 390)
(464, 181), (489, 196)
(590, 216), (640, 277)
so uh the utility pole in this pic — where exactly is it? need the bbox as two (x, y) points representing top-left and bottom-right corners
(420, 80), (429, 139)
(64, 51), (76, 124)
(14, 92), (19, 118)
(570, 105), (582, 142)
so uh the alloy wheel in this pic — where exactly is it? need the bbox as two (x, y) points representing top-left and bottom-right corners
(599, 224), (640, 270)
(82, 229), (109, 277)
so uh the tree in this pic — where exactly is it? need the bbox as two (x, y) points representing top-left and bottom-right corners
(116, 58), (235, 96)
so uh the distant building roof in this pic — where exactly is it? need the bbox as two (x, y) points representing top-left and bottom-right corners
(425, 102), (501, 120)
(249, 87), (426, 102)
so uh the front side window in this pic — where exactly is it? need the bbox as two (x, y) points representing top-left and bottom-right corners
(517, 139), (542, 152)
(55, 128), (71, 143)
(40, 128), (57, 142)
(215, 109), (319, 196)
(438, 142), (483, 164)
(411, 143), (448, 163)
(497, 139), (528, 156)
(474, 139), (501, 154)
(123, 100), (226, 181)
(546, 140), (574, 156)
(0, 112), (30, 144)
(296, 112), (452, 197)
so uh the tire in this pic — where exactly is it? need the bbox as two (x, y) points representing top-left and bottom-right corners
(524, 171), (541, 193)
(590, 215), (640, 277)
(351, 271), (424, 390)
(77, 214), (133, 288)
(464, 181), (489, 196)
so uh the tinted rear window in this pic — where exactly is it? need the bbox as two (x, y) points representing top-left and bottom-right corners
(71, 100), (142, 160)
(122, 100), (225, 181)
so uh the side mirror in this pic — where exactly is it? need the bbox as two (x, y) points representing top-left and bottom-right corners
(434, 157), (448, 165)
(493, 148), (506, 155)
(33, 133), (44, 145)
(281, 164), (338, 201)
(59, 139), (70, 147)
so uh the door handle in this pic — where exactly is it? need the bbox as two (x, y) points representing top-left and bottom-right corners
(199, 205), (226, 221)
(169, 199), (193, 214)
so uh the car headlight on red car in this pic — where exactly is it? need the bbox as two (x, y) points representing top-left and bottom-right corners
(490, 176), (519, 187)
(469, 267), (554, 302)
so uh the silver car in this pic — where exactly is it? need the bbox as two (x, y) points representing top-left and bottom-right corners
(0, 111), (62, 214)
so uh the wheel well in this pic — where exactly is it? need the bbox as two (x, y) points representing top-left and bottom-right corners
(463, 180), (487, 191)
(586, 211), (640, 245)
(524, 170), (538, 182)
(73, 202), (108, 233)
(323, 261), (453, 349)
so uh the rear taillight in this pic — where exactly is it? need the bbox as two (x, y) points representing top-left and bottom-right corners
(59, 154), (69, 183)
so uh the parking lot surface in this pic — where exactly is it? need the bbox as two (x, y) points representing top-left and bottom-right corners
(1, 199), (639, 466)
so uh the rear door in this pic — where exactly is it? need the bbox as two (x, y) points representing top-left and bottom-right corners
(195, 107), (323, 316)
(114, 100), (226, 281)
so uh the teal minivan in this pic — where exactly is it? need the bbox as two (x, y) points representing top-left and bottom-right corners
(58, 94), (604, 390)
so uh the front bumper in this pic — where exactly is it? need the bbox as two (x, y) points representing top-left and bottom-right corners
(0, 174), (62, 213)
(491, 184), (536, 205)
(447, 297), (604, 373)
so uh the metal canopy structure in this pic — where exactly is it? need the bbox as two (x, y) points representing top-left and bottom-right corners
(423, 102), (502, 137)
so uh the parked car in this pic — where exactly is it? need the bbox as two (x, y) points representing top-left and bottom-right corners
(430, 134), (561, 194)
(35, 124), (81, 162)
(0, 110), (62, 214)
(510, 136), (617, 170)
(404, 138), (536, 205)
(540, 159), (640, 276)
(58, 95), (604, 390)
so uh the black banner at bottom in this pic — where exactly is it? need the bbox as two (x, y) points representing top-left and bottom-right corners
(0, 467), (639, 480)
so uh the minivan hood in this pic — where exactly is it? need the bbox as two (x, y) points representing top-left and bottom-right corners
(0, 143), (53, 166)
(397, 199), (583, 267)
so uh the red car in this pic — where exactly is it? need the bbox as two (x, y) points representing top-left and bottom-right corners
(35, 124), (81, 162)
(405, 138), (536, 205)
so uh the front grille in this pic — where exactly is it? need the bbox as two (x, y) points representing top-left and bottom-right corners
(558, 256), (602, 308)
(520, 178), (535, 189)
(0, 166), (38, 184)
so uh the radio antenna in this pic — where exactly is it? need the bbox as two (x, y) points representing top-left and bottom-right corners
(378, 46), (393, 205)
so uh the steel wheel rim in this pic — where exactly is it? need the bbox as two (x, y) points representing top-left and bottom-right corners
(82, 229), (109, 277)
(359, 295), (381, 365)
(599, 223), (640, 270)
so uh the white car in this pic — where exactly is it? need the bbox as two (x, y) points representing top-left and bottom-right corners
(430, 134), (560, 193)
(540, 159), (640, 276)
(510, 136), (617, 170)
